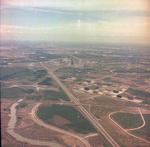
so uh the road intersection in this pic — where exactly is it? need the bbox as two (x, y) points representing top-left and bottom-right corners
(40, 62), (120, 147)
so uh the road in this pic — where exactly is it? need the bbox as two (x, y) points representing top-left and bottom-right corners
(40, 62), (120, 147)
(31, 103), (91, 147)
(109, 110), (150, 145)
(7, 100), (61, 147)
(127, 107), (145, 131)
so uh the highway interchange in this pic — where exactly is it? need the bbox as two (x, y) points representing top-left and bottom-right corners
(40, 62), (120, 147)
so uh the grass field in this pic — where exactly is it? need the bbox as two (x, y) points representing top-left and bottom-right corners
(1, 67), (47, 82)
(132, 114), (150, 140)
(28, 51), (64, 61)
(120, 93), (129, 98)
(114, 67), (150, 73)
(37, 104), (96, 133)
(26, 94), (42, 101)
(102, 77), (121, 83)
(126, 88), (150, 98)
(43, 90), (70, 101)
(1, 87), (34, 99)
(38, 77), (53, 86)
(112, 112), (143, 129)
(55, 67), (96, 76)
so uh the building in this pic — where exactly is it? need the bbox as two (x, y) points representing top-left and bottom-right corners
(71, 61), (74, 65)
(70, 58), (74, 65)
(84, 87), (89, 91)
(86, 80), (91, 83)
(117, 95), (122, 98)
(113, 90), (119, 93)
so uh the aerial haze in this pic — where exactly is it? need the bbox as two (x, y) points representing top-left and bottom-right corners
(1, 0), (150, 45)
(1, 1), (150, 147)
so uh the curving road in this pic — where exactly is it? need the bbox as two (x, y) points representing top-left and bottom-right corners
(126, 108), (145, 131)
(109, 110), (150, 145)
(40, 62), (120, 147)
(31, 103), (91, 147)
(7, 100), (62, 147)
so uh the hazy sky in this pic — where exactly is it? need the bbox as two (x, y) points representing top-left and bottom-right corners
(1, 0), (150, 45)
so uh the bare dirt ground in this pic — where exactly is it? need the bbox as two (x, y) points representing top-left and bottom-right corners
(61, 135), (87, 147)
(53, 114), (71, 126)
(39, 85), (60, 91)
(72, 90), (96, 99)
(119, 107), (150, 115)
(7, 103), (94, 147)
(86, 135), (104, 147)
(1, 101), (59, 147)
(1, 102), (38, 147)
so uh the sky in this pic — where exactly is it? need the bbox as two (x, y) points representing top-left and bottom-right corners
(1, 0), (150, 45)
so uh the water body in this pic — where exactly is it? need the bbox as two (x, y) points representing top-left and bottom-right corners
(7, 100), (62, 147)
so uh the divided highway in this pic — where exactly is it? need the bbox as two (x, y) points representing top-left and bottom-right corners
(40, 62), (120, 147)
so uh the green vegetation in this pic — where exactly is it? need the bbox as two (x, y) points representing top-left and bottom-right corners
(126, 88), (150, 98)
(0, 67), (47, 81)
(132, 114), (150, 140)
(37, 105), (96, 133)
(43, 90), (70, 101)
(16, 102), (28, 109)
(112, 113), (143, 129)
(55, 66), (112, 79)
(141, 75), (150, 79)
(26, 94), (42, 101)
(73, 53), (104, 59)
(1, 87), (34, 99)
(102, 83), (112, 86)
(55, 67), (96, 76)
(115, 74), (137, 78)
(29, 51), (64, 61)
(120, 93), (129, 98)
(1, 67), (31, 80)
(102, 78), (121, 83)
(114, 67), (150, 73)
(38, 77), (53, 86)
(142, 100), (150, 104)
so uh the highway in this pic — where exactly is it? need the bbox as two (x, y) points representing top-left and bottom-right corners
(31, 103), (91, 147)
(40, 62), (120, 147)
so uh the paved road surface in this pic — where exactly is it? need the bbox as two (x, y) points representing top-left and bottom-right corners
(40, 62), (120, 147)
(31, 103), (91, 147)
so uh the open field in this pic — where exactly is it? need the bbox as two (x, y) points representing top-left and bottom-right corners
(1, 87), (34, 99)
(132, 114), (150, 140)
(1, 43), (150, 147)
(111, 112), (143, 129)
(26, 94), (42, 101)
(38, 77), (53, 86)
(126, 88), (150, 98)
(43, 90), (70, 101)
(1, 67), (47, 82)
(37, 104), (96, 134)
(1, 67), (31, 80)
(28, 51), (65, 61)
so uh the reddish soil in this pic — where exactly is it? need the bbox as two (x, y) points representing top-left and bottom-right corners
(87, 136), (104, 147)
(53, 114), (71, 126)
(1, 102), (30, 147)
(121, 107), (150, 114)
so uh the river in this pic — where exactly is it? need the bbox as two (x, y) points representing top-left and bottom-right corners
(7, 99), (62, 147)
